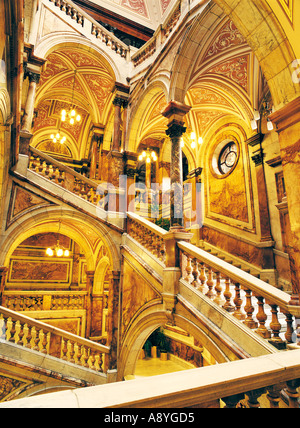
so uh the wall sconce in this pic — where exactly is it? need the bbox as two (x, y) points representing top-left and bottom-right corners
(251, 102), (274, 132)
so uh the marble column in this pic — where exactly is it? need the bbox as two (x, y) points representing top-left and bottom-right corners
(20, 70), (40, 155)
(248, 135), (273, 242)
(270, 97), (300, 307)
(107, 270), (120, 371)
(85, 270), (94, 338)
(112, 97), (123, 152)
(162, 101), (191, 230)
(0, 267), (8, 306)
(123, 151), (138, 214)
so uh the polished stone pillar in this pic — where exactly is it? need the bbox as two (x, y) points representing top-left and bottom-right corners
(270, 97), (300, 306)
(248, 135), (273, 242)
(107, 270), (120, 371)
(123, 151), (138, 214)
(20, 69), (40, 155)
(85, 270), (94, 338)
(112, 97), (123, 152)
(162, 101), (191, 230)
(0, 267), (8, 306)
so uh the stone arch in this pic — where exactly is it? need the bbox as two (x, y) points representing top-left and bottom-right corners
(170, 0), (299, 109)
(0, 206), (121, 273)
(117, 305), (230, 381)
(126, 80), (169, 153)
(34, 34), (121, 83)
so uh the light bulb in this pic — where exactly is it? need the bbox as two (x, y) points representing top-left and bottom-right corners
(56, 133), (60, 139)
(198, 137), (203, 144)
(70, 118), (74, 125)
(191, 140), (196, 149)
(153, 155), (157, 162)
(61, 115), (66, 122)
(71, 109), (76, 117)
(151, 151), (156, 158)
(76, 115), (81, 122)
(142, 151), (146, 158)
(46, 248), (54, 257)
(138, 155), (143, 161)
(61, 110), (66, 116)
(190, 132), (196, 140)
(267, 119), (274, 131)
(146, 157), (151, 164)
(50, 134), (54, 140)
(253, 109), (260, 121)
(53, 138), (57, 143)
(56, 248), (63, 257)
(251, 119), (258, 130)
(64, 249), (70, 257)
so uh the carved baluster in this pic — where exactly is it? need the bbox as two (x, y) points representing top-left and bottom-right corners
(222, 394), (244, 408)
(245, 388), (265, 408)
(199, 263), (207, 293)
(32, 327), (40, 351)
(222, 277), (234, 312)
(0, 315), (5, 339)
(7, 317), (16, 343)
(16, 320), (24, 346)
(76, 344), (83, 366)
(243, 289), (258, 329)
(285, 379), (300, 408)
(98, 353), (103, 372)
(61, 338), (68, 360)
(205, 268), (215, 299)
(284, 312), (294, 343)
(24, 324), (32, 348)
(82, 346), (89, 368)
(89, 349), (96, 370)
(60, 0), (67, 12)
(69, 340), (75, 363)
(91, 24), (97, 36)
(192, 259), (201, 290)
(266, 384), (284, 408)
(269, 304), (284, 345)
(40, 330), (48, 354)
(233, 283), (246, 320)
(214, 272), (224, 306)
(255, 295), (271, 338)
(184, 254), (194, 284)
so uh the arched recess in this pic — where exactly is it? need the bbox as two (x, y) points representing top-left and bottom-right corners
(117, 306), (230, 381)
(0, 206), (121, 273)
(126, 80), (169, 153)
(170, 0), (299, 109)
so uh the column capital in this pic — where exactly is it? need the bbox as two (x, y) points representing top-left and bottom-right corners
(161, 100), (191, 121)
(269, 96), (300, 133)
(165, 121), (186, 139)
(251, 149), (265, 167)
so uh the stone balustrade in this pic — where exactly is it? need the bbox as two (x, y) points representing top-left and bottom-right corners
(1, 349), (300, 408)
(47, 0), (129, 59)
(2, 290), (86, 312)
(178, 240), (300, 349)
(29, 146), (108, 209)
(0, 305), (109, 372)
(127, 212), (167, 263)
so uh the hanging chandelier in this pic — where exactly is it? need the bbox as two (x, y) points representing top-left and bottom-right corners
(61, 70), (81, 125)
(138, 148), (157, 163)
(46, 239), (70, 257)
(180, 131), (203, 148)
(50, 131), (67, 144)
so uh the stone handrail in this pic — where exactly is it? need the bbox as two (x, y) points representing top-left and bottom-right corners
(178, 240), (300, 348)
(0, 305), (109, 372)
(1, 349), (300, 407)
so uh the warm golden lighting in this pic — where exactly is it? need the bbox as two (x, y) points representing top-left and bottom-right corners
(46, 240), (70, 258)
(50, 131), (67, 144)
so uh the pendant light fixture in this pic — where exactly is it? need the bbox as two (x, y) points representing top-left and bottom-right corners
(61, 70), (81, 125)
